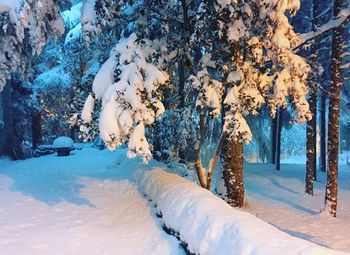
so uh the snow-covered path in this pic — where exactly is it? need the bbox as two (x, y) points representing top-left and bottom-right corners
(0, 145), (182, 255)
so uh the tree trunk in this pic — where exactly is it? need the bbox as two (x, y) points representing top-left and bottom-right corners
(320, 93), (327, 172)
(305, 3), (318, 194)
(325, 0), (345, 217)
(306, 88), (317, 195)
(276, 108), (283, 171)
(271, 115), (277, 164)
(0, 81), (15, 158)
(221, 138), (244, 207)
(32, 113), (42, 149)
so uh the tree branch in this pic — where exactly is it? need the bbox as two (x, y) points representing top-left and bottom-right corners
(194, 113), (208, 188)
(293, 4), (350, 52)
(206, 132), (225, 190)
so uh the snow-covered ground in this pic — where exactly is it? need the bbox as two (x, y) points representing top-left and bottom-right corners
(0, 145), (182, 255)
(244, 162), (350, 253)
(0, 144), (349, 254)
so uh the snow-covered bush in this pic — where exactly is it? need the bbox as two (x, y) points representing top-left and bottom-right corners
(32, 66), (72, 144)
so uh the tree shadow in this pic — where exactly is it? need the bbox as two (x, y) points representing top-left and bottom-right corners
(0, 147), (163, 207)
(274, 225), (331, 249)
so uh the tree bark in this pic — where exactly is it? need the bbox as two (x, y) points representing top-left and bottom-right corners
(325, 0), (345, 217)
(194, 113), (208, 188)
(305, 2), (318, 195)
(32, 113), (42, 150)
(276, 108), (283, 171)
(0, 83), (13, 157)
(320, 93), (327, 172)
(271, 115), (277, 164)
(221, 138), (244, 207)
(306, 88), (317, 195)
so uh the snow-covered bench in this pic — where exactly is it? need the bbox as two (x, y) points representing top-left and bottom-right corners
(142, 169), (347, 255)
(52, 136), (75, 156)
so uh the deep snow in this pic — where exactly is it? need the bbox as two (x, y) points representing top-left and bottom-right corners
(143, 168), (348, 255)
(243, 162), (350, 253)
(0, 144), (349, 254)
(0, 145), (182, 255)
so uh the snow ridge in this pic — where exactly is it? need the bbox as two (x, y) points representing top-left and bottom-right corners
(142, 169), (348, 255)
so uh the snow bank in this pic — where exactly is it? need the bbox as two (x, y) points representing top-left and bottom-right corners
(142, 169), (348, 255)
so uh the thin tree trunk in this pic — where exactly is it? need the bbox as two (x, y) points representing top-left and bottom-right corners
(194, 112), (225, 190)
(306, 2), (318, 194)
(271, 115), (277, 164)
(276, 108), (283, 171)
(306, 88), (317, 195)
(325, 0), (344, 217)
(178, 0), (189, 109)
(178, 65), (185, 108)
(194, 113), (208, 188)
(320, 93), (327, 172)
(221, 138), (244, 207)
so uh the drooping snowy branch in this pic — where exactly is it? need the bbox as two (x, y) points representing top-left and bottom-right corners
(295, 4), (350, 51)
(83, 33), (169, 161)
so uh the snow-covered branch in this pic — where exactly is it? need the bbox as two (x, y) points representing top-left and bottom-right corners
(82, 33), (169, 162)
(295, 4), (350, 51)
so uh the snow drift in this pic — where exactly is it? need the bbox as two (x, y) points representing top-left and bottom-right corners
(142, 169), (348, 255)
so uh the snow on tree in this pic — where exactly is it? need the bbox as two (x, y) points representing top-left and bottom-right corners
(83, 33), (169, 161)
(180, 0), (313, 204)
(83, 0), (314, 199)
(0, 0), (64, 91)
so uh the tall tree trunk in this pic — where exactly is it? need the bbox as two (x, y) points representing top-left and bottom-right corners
(320, 93), (327, 172)
(178, 0), (189, 109)
(305, 1), (318, 195)
(221, 138), (244, 207)
(276, 108), (283, 171)
(271, 115), (277, 164)
(325, 0), (345, 217)
(0, 81), (14, 158)
(306, 88), (317, 195)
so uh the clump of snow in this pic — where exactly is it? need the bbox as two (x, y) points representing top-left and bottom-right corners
(142, 169), (348, 255)
(64, 23), (82, 45)
(33, 65), (71, 89)
(92, 54), (116, 99)
(52, 136), (74, 148)
(61, 2), (82, 30)
(81, 0), (97, 43)
(81, 94), (95, 123)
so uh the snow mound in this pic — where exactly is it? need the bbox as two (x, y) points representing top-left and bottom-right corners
(52, 136), (74, 148)
(142, 169), (348, 255)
